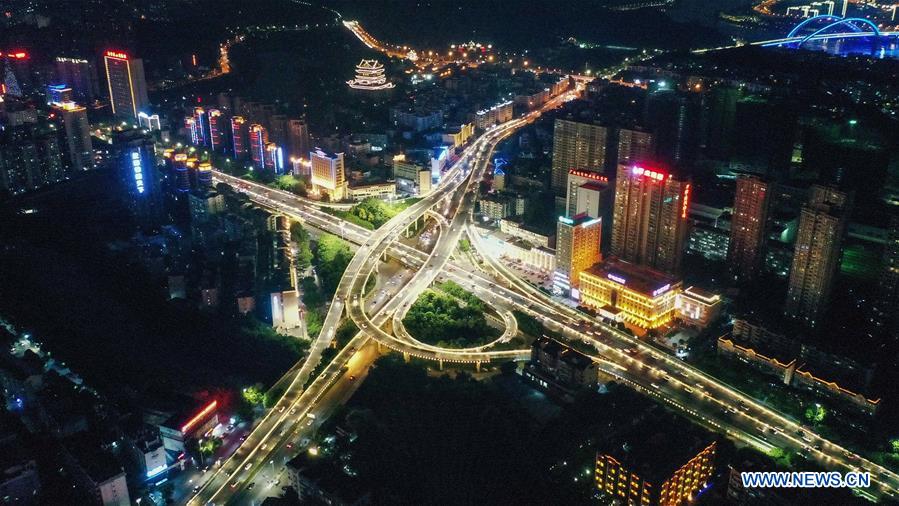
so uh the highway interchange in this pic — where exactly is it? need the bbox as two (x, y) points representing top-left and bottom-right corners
(185, 63), (899, 506)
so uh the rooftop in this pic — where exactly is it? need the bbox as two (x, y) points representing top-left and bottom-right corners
(586, 258), (680, 297)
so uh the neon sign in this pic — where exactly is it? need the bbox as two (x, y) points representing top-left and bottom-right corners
(131, 151), (145, 194)
(632, 166), (666, 182)
(652, 284), (671, 297)
(681, 184), (691, 219)
(105, 50), (128, 60)
(180, 400), (217, 433)
(607, 273), (627, 284)
(568, 169), (608, 182)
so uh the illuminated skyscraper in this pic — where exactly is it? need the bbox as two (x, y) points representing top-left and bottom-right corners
(47, 84), (73, 104)
(103, 51), (149, 119)
(288, 119), (310, 162)
(265, 143), (285, 174)
(50, 101), (93, 175)
(231, 116), (248, 159)
(113, 129), (160, 227)
(554, 213), (602, 297)
(193, 107), (208, 146)
(551, 119), (610, 198)
(207, 109), (223, 151)
(310, 148), (347, 201)
(785, 185), (848, 327)
(249, 124), (268, 168)
(611, 162), (690, 275)
(55, 56), (101, 103)
(728, 175), (770, 280)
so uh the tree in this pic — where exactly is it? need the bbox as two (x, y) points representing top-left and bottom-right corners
(291, 222), (313, 270)
(804, 403), (826, 424)
(890, 438), (899, 454)
(242, 384), (265, 406)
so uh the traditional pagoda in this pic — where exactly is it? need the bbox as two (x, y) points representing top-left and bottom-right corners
(346, 59), (395, 90)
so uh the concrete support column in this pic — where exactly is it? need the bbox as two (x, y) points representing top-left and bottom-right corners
(475, 361), (481, 372)
(403, 352), (410, 363)
(439, 360), (444, 371)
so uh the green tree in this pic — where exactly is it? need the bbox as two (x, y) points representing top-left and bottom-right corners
(890, 438), (899, 454)
(804, 403), (826, 424)
(242, 384), (265, 406)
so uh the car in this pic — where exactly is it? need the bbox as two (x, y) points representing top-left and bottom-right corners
(278, 406), (286, 413)
(307, 419), (314, 426)
(244, 463), (253, 471)
(192, 485), (201, 493)
(349, 375), (356, 381)
(230, 481), (240, 489)
(261, 444), (268, 451)
(247, 482), (255, 490)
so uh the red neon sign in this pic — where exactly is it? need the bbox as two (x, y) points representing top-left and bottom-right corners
(632, 165), (666, 182)
(568, 169), (608, 182)
(681, 184), (691, 219)
(180, 400), (217, 433)
(105, 50), (129, 60)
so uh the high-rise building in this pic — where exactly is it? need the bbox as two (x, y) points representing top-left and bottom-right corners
(192, 107), (209, 147)
(288, 119), (310, 162)
(138, 111), (161, 131)
(103, 51), (149, 119)
(47, 84), (73, 104)
(617, 126), (655, 166)
(264, 143), (284, 174)
(728, 175), (770, 280)
(249, 124), (268, 168)
(0, 105), (65, 194)
(553, 213), (602, 297)
(309, 148), (347, 201)
(550, 119), (610, 197)
(784, 185), (848, 327)
(113, 129), (160, 228)
(566, 169), (611, 219)
(231, 116), (248, 159)
(55, 56), (100, 103)
(873, 215), (899, 338)
(644, 89), (701, 166)
(50, 101), (93, 175)
(611, 162), (691, 275)
(207, 109), (223, 151)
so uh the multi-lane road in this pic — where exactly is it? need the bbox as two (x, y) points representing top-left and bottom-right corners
(192, 85), (899, 503)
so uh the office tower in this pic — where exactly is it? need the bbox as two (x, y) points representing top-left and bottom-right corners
(207, 109), (223, 151)
(113, 129), (161, 227)
(231, 116), (248, 158)
(616, 126), (655, 166)
(873, 215), (899, 338)
(55, 56), (101, 103)
(50, 101), (93, 175)
(249, 124), (268, 168)
(34, 133), (65, 186)
(310, 148), (347, 201)
(288, 119), (310, 161)
(644, 89), (701, 166)
(103, 50), (149, 119)
(47, 84), (73, 104)
(553, 213), (602, 297)
(611, 162), (691, 275)
(550, 119), (610, 197)
(785, 185), (848, 327)
(728, 175), (770, 280)
(701, 85), (741, 159)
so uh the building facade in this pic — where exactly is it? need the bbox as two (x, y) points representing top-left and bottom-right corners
(611, 162), (690, 275)
(728, 175), (770, 280)
(103, 51), (148, 119)
(579, 258), (682, 329)
(554, 213), (602, 296)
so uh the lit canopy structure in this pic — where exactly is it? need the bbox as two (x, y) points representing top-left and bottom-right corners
(347, 59), (395, 90)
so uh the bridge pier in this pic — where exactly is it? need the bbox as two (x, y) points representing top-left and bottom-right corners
(377, 342), (387, 354)
(438, 359), (444, 371)
(403, 352), (410, 363)
(475, 361), (481, 372)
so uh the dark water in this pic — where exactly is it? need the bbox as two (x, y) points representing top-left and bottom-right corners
(794, 35), (899, 60)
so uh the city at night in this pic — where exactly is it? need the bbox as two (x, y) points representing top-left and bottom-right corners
(2, 0), (899, 504)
